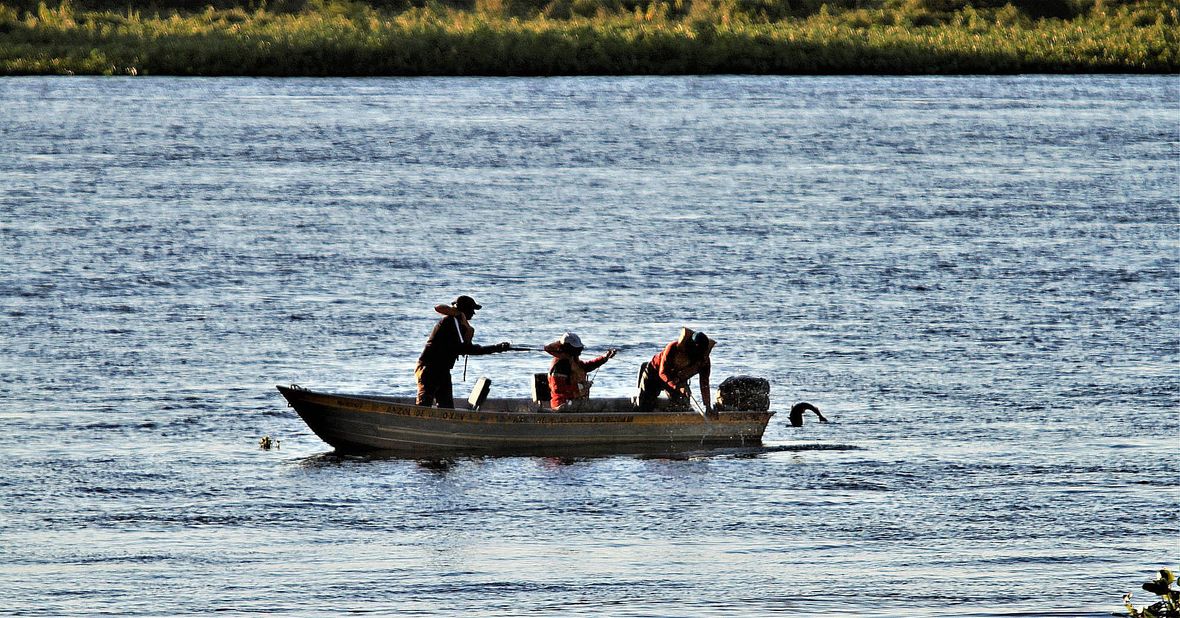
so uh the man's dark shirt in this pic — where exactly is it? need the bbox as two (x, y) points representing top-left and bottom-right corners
(417, 316), (497, 370)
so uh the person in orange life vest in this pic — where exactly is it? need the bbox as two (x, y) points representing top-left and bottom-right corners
(637, 327), (716, 417)
(544, 332), (618, 410)
(415, 295), (510, 408)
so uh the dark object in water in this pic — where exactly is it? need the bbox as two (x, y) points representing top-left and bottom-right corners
(789, 402), (827, 427)
(716, 375), (771, 411)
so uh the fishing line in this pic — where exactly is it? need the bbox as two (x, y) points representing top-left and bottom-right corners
(586, 348), (618, 393)
(685, 379), (709, 420)
(588, 353), (606, 384)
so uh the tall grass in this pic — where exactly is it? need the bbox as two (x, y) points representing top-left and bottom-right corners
(0, 0), (1175, 74)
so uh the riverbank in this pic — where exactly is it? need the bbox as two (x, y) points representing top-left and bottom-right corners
(0, 0), (1175, 75)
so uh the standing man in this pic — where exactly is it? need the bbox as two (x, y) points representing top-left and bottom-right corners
(415, 295), (510, 408)
(637, 327), (715, 417)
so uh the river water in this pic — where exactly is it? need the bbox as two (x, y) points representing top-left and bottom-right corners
(1, 75), (1177, 616)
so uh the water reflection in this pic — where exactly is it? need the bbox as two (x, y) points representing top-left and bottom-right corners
(293, 442), (865, 468)
(416, 458), (457, 474)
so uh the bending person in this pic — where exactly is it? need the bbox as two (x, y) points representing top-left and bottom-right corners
(415, 295), (510, 408)
(637, 327), (715, 417)
(544, 333), (617, 410)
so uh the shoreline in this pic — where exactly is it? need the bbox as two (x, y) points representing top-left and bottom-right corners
(1, 1), (1175, 76)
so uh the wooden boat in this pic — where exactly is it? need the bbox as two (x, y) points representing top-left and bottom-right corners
(276, 384), (775, 456)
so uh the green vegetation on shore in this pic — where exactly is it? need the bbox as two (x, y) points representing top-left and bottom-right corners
(0, 0), (1175, 75)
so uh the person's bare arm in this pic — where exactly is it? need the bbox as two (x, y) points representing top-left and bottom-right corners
(699, 361), (712, 415)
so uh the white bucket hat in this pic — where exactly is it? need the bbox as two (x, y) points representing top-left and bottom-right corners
(559, 332), (584, 350)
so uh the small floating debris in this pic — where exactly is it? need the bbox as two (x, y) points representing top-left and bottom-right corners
(259, 435), (280, 450)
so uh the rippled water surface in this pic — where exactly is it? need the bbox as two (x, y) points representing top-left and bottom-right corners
(1, 75), (1177, 616)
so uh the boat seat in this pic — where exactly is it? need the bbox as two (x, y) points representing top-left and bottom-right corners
(468, 377), (491, 410)
(531, 373), (550, 405)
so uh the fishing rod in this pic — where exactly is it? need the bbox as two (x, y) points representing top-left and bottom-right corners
(462, 344), (542, 381)
(684, 378), (710, 420)
(688, 392), (710, 420)
(585, 348), (619, 392)
(462, 346), (613, 386)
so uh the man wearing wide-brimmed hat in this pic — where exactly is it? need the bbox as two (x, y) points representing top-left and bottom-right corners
(415, 295), (510, 408)
(637, 327), (716, 417)
(543, 332), (618, 410)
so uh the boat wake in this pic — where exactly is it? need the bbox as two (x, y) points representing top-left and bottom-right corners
(648, 442), (864, 461)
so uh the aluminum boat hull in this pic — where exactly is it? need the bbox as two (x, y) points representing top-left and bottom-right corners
(277, 385), (774, 455)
